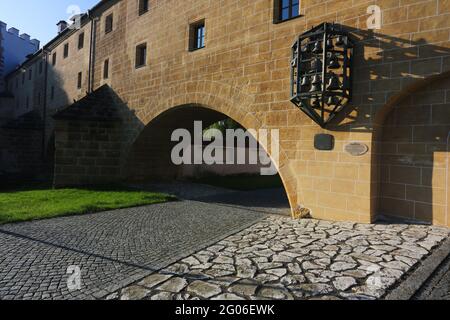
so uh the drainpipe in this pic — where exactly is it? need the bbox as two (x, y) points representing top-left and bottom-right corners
(87, 10), (98, 93)
(447, 131), (450, 227)
(42, 48), (49, 160)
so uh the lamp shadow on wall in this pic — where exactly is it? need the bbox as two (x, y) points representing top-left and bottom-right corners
(325, 25), (450, 226)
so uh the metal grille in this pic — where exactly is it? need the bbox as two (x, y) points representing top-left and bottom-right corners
(290, 22), (354, 128)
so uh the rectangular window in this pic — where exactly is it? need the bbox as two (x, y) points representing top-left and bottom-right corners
(51, 86), (55, 100)
(189, 21), (205, 51)
(26, 96), (29, 109)
(64, 43), (69, 58)
(52, 52), (57, 66)
(22, 73), (25, 84)
(139, 0), (149, 15)
(16, 77), (18, 88)
(274, 0), (300, 23)
(28, 68), (32, 80)
(37, 92), (41, 106)
(39, 61), (43, 74)
(135, 43), (147, 68)
(103, 59), (110, 79)
(78, 32), (85, 49)
(105, 14), (113, 34)
(77, 72), (82, 89)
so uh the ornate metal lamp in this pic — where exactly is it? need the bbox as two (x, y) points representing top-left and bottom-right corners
(290, 23), (354, 128)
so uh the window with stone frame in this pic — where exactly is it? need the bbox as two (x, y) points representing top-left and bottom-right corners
(273, 0), (300, 24)
(135, 43), (147, 68)
(105, 14), (113, 34)
(78, 32), (85, 50)
(139, 0), (149, 15)
(64, 43), (69, 58)
(189, 20), (206, 51)
(103, 59), (110, 79)
(77, 72), (82, 89)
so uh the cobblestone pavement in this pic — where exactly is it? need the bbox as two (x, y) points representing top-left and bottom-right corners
(0, 201), (265, 300)
(414, 253), (450, 300)
(109, 216), (449, 300)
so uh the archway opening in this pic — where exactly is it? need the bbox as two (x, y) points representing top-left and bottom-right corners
(125, 104), (291, 215)
(375, 77), (450, 227)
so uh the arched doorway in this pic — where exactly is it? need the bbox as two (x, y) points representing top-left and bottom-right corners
(375, 75), (450, 227)
(125, 104), (291, 215)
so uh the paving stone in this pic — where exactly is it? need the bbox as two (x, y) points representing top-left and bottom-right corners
(138, 274), (173, 289)
(287, 263), (302, 274)
(236, 265), (256, 278)
(182, 257), (201, 266)
(265, 268), (287, 277)
(187, 281), (222, 299)
(302, 261), (323, 270)
(157, 277), (188, 293)
(333, 277), (357, 291)
(205, 269), (235, 278)
(254, 274), (279, 283)
(330, 262), (357, 272)
(380, 261), (410, 272)
(213, 256), (234, 265)
(150, 291), (174, 300)
(229, 283), (258, 296)
(258, 287), (293, 300)
(343, 270), (368, 279)
(120, 286), (151, 300)
(294, 283), (334, 297)
(305, 273), (330, 284)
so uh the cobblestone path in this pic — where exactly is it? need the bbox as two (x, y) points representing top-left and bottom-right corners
(0, 201), (265, 300)
(109, 216), (449, 300)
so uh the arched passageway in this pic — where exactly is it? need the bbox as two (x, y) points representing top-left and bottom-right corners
(374, 75), (450, 227)
(125, 104), (291, 215)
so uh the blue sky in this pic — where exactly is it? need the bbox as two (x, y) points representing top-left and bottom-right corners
(0, 0), (99, 46)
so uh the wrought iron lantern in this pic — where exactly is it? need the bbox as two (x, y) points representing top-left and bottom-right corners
(290, 23), (354, 128)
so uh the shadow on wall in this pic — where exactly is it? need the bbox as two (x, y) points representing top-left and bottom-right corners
(322, 26), (450, 226)
(0, 70), (69, 186)
(52, 84), (143, 187)
(376, 75), (450, 226)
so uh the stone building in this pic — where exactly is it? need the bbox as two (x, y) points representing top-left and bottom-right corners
(3, 0), (450, 228)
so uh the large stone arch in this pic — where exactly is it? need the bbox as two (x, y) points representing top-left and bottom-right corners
(373, 72), (450, 227)
(127, 80), (298, 215)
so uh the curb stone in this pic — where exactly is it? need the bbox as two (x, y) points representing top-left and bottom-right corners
(384, 236), (450, 300)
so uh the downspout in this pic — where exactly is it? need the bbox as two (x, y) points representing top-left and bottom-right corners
(41, 48), (49, 160)
(87, 10), (98, 93)
(446, 131), (449, 227)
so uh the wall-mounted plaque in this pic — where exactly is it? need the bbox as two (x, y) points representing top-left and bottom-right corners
(314, 134), (334, 151)
(345, 142), (369, 156)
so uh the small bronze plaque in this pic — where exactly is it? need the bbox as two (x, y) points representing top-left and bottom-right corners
(345, 142), (369, 156)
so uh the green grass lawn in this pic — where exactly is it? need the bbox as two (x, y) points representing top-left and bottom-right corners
(0, 188), (175, 225)
(191, 174), (284, 191)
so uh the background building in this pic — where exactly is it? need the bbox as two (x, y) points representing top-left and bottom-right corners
(0, 21), (40, 91)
